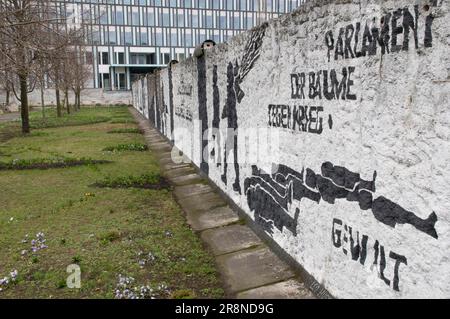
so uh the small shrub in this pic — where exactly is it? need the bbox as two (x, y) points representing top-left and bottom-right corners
(103, 143), (148, 152)
(107, 128), (143, 134)
(97, 230), (122, 245)
(92, 173), (169, 190)
(72, 255), (82, 264)
(30, 116), (110, 129)
(57, 279), (67, 289)
(0, 157), (112, 170)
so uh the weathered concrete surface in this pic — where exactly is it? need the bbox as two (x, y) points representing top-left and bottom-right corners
(173, 184), (214, 200)
(236, 279), (316, 299)
(177, 191), (226, 213)
(216, 247), (296, 294)
(185, 206), (241, 232)
(163, 166), (196, 179)
(201, 224), (262, 256)
(169, 173), (205, 186)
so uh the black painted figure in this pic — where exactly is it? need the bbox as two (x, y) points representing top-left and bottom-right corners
(147, 76), (155, 125)
(221, 62), (241, 194)
(168, 63), (175, 142)
(211, 65), (221, 167)
(196, 53), (209, 175)
(154, 74), (161, 130)
(244, 162), (438, 239)
(160, 80), (167, 136)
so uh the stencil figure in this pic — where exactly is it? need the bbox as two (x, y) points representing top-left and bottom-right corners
(220, 24), (267, 194)
(221, 62), (241, 194)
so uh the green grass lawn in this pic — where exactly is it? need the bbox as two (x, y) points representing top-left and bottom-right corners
(0, 106), (224, 299)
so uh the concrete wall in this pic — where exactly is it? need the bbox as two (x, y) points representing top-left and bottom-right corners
(132, 0), (450, 298)
(0, 88), (132, 111)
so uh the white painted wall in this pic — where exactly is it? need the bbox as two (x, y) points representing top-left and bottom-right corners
(133, 0), (450, 298)
(2, 88), (132, 110)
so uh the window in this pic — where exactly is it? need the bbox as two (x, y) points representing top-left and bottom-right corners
(177, 53), (185, 61)
(108, 30), (116, 44)
(99, 6), (108, 24)
(162, 12), (170, 26)
(118, 52), (124, 64)
(155, 31), (163, 46)
(116, 10), (124, 24)
(102, 52), (109, 65)
(220, 15), (226, 28)
(185, 32), (192, 47)
(148, 53), (156, 64)
(171, 32), (177, 46)
(161, 53), (170, 64)
(117, 73), (126, 90)
(132, 11), (139, 25)
(130, 53), (153, 64)
(234, 16), (240, 29)
(92, 29), (100, 45)
(177, 12), (184, 27)
(140, 31), (148, 45)
(247, 15), (253, 29)
(147, 11), (155, 26)
(125, 31), (132, 45)
(192, 13), (198, 27)
(242, 0), (248, 10)
(103, 74), (111, 90)
(206, 13), (213, 28)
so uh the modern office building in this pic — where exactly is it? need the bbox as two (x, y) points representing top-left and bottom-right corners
(58, 0), (306, 91)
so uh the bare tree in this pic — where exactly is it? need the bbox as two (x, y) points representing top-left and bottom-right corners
(35, 52), (49, 117)
(0, 0), (63, 133)
(71, 46), (91, 111)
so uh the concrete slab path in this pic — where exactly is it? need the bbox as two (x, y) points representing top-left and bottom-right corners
(130, 107), (316, 299)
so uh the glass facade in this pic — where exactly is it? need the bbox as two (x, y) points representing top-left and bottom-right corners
(55, 0), (306, 90)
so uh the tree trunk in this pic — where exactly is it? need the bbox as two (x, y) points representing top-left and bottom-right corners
(77, 89), (81, 110)
(41, 86), (45, 118)
(5, 90), (10, 105)
(65, 90), (70, 114)
(56, 87), (62, 117)
(19, 72), (30, 134)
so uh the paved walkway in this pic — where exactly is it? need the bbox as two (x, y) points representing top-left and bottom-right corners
(130, 108), (316, 299)
(0, 112), (20, 123)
